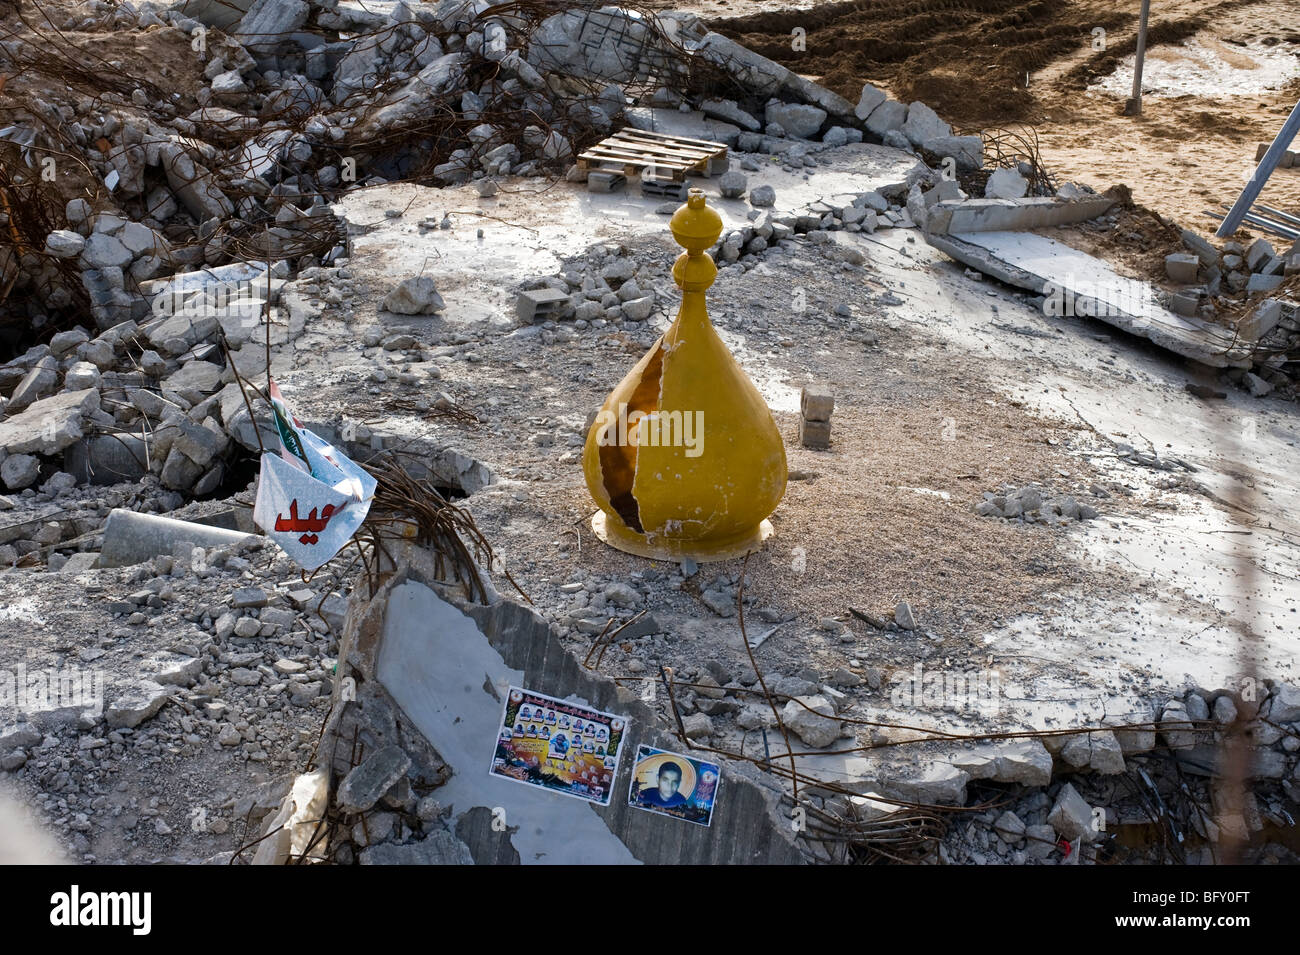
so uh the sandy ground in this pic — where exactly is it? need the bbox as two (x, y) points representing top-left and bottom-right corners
(686, 0), (1300, 235)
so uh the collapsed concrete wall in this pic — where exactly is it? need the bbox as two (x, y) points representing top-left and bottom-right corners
(322, 541), (807, 865)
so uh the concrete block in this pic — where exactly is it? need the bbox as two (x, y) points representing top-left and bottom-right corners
(855, 84), (887, 121)
(516, 287), (569, 323)
(1245, 238), (1275, 272)
(985, 167), (1028, 200)
(864, 99), (906, 138)
(586, 171), (626, 193)
(5, 356), (59, 411)
(800, 384), (834, 422)
(640, 178), (688, 200)
(1180, 229), (1220, 267)
(902, 101), (951, 148)
(1246, 272), (1284, 293)
(700, 98), (761, 132)
(1164, 252), (1200, 283)
(1170, 290), (1200, 316)
(799, 417), (831, 450)
(0, 389), (99, 456)
(925, 135), (982, 171)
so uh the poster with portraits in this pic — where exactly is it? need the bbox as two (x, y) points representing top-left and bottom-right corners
(490, 687), (628, 806)
(627, 745), (720, 827)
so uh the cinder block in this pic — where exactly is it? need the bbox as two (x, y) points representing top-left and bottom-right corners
(799, 417), (831, 450)
(516, 287), (570, 323)
(1170, 290), (1199, 317)
(1255, 143), (1269, 161)
(1239, 299), (1281, 339)
(1164, 252), (1199, 284)
(587, 171), (626, 193)
(800, 384), (834, 422)
(1245, 238), (1275, 272)
(640, 177), (688, 200)
(1246, 272), (1284, 293)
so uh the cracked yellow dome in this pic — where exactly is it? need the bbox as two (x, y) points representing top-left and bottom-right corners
(582, 189), (787, 561)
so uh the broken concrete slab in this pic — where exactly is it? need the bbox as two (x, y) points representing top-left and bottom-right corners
(168, 0), (255, 30)
(359, 828), (474, 864)
(339, 146), (922, 329)
(688, 27), (854, 119)
(63, 434), (149, 486)
(337, 745), (411, 813)
(158, 141), (234, 221)
(925, 230), (1253, 368)
(106, 680), (173, 730)
(864, 99), (907, 138)
(765, 102), (827, 140)
(233, 0), (310, 53)
(781, 695), (843, 748)
(162, 361), (224, 404)
(5, 356), (59, 411)
(1048, 781), (1097, 841)
(925, 196), (1115, 235)
(334, 543), (807, 864)
(984, 167), (1028, 200)
(925, 135), (983, 171)
(99, 509), (257, 568)
(948, 739), (1053, 786)
(624, 107), (741, 149)
(0, 389), (100, 456)
(250, 769), (330, 865)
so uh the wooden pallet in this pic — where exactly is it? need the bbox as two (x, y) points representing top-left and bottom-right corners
(577, 127), (728, 182)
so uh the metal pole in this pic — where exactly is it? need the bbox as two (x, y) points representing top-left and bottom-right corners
(1216, 98), (1300, 237)
(1125, 0), (1152, 115)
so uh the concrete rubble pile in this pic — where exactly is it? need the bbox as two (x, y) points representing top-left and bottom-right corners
(937, 681), (1300, 865)
(1, 0), (990, 326)
(0, 522), (357, 861)
(1, 1), (1296, 867)
(243, 540), (809, 865)
(1161, 230), (1300, 398)
(914, 179), (1298, 394)
(245, 536), (1300, 864)
(0, 0), (989, 865)
(0, 0), (995, 518)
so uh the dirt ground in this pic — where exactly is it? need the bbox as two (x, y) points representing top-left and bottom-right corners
(684, 0), (1300, 234)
